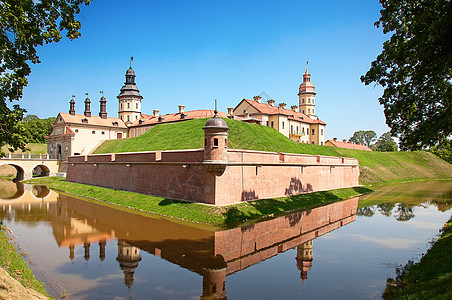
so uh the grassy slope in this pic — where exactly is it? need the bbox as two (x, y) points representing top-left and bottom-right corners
(0, 226), (51, 298)
(383, 217), (452, 299)
(94, 118), (452, 184)
(1, 143), (47, 155)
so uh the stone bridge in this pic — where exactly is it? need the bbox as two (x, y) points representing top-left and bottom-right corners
(0, 154), (60, 181)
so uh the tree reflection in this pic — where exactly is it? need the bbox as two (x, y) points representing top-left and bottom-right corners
(394, 204), (415, 222)
(356, 206), (375, 217)
(378, 203), (395, 217)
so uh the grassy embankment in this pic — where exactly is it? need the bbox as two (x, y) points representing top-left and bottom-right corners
(0, 226), (51, 298)
(95, 118), (452, 185)
(383, 216), (452, 299)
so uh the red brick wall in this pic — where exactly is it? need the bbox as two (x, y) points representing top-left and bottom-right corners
(67, 148), (359, 205)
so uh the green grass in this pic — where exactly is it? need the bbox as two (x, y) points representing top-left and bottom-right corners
(93, 118), (452, 185)
(383, 216), (452, 299)
(25, 177), (373, 227)
(1, 143), (47, 155)
(0, 226), (51, 298)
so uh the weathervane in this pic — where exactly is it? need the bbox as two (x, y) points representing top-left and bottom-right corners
(130, 56), (134, 67)
(85, 92), (88, 97)
(100, 91), (104, 95)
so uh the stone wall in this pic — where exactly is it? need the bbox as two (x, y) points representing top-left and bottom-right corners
(66, 148), (359, 206)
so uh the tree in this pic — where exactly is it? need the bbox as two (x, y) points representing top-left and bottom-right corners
(373, 132), (398, 152)
(0, 0), (91, 157)
(349, 130), (377, 146)
(429, 138), (452, 164)
(22, 115), (56, 144)
(361, 0), (451, 150)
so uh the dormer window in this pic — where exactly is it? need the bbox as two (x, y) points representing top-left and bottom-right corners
(81, 118), (88, 123)
(112, 121), (119, 126)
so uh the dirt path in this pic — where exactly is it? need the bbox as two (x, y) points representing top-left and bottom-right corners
(0, 268), (49, 300)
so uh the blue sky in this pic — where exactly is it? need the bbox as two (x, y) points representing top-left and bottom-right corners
(18, 0), (389, 140)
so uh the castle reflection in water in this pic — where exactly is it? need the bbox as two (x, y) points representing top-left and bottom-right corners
(0, 180), (358, 299)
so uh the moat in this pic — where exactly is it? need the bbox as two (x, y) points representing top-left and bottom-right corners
(1, 179), (451, 299)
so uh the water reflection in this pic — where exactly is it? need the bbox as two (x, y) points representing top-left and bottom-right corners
(0, 179), (359, 299)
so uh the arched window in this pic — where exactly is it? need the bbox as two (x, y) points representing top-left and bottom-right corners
(127, 103), (130, 109)
(136, 103), (138, 109)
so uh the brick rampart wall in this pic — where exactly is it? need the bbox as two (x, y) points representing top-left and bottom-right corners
(66, 148), (359, 205)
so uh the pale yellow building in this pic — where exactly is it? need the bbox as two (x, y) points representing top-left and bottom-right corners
(46, 98), (127, 160)
(233, 67), (326, 145)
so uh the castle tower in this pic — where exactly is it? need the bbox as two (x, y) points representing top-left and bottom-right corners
(116, 240), (142, 289)
(296, 240), (313, 284)
(117, 59), (143, 124)
(99, 95), (107, 119)
(298, 62), (316, 116)
(69, 98), (75, 115)
(203, 111), (229, 163)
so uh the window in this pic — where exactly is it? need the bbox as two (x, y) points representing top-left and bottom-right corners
(135, 115), (138, 120)
(321, 129), (324, 135)
(302, 127), (305, 134)
(307, 129), (309, 135)
(136, 103), (138, 109)
(313, 99), (315, 104)
(204, 139), (207, 147)
(266, 121), (269, 126)
(312, 129), (315, 135)
(243, 109), (246, 113)
(291, 125), (293, 134)
(271, 121), (274, 128)
(302, 99), (305, 103)
(75, 129), (79, 133)
(101, 131), (105, 135)
(312, 109), (315, 114)
(296, 126), (299, 134)
(214, 138), (218, 147)
(92, 131), (95, 134)
(308, 98), (310, 103)
(282, 121), (285, 129)
(225, 139), (228, 148)
(121, 103), (123, 109)
(127, 115), (130, 122)
(308, 108), (311, 113)
(127, 103), (130, 109)
(312, 141), (315, 144)
(302, 110), (305, 114)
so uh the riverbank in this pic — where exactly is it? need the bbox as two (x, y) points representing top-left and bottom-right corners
(24, 176), (372, 226)
(383, 216), (452, 299)
(0, 226), (51, 300)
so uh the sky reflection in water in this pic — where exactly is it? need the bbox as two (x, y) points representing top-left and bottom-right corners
(0, 179), (451, 299)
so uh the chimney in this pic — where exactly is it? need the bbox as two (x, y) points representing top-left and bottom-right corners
(253, 95), (262, 103)
(99, 96), (107, 119)
(153, 109), (159, 117)
(333, 138), (337, 142)
(343, 139), (347, 143)
(291, 105), (298, 112)
(69, 99), (75, 116)
(178, 104), (185, 114)
(84, 96), (91, 117)
(267, 99), (275, 106)
(279, 103), (287, 109)
(227, 107), (233, 115)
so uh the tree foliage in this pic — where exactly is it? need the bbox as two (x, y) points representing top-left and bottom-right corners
(361, 0), (452, 150)
(429, 138), (452, 164)
(22, 115), (56, 144)
(349, 130), (377, 146)
(373, 132), (398, 152)
(0, 0), (91, 157)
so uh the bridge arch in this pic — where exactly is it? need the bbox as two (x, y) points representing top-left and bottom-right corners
(31, 163), (51, 177)
(0, 162), (26, 182)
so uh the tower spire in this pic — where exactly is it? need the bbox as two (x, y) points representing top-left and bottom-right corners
(130, 56), (133, 68)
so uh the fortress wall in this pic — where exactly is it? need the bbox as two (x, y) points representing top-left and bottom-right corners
(67, 148), (359, 206)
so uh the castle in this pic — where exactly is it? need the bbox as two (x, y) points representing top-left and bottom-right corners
(46, 62), (327, 160)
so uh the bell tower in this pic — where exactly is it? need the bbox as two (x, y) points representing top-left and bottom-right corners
(298, 61), (316, 117)
(118, 57), (143, 124)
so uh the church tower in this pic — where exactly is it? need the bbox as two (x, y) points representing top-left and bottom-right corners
(296, 240), (313, 284)
(117, 58), (143, 124)
(116, 240), (142, 289)
(298, 62), (316, 117)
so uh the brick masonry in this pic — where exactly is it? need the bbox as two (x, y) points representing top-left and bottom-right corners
(66, 147), (359, 205)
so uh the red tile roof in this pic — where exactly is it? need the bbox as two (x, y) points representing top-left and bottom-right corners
(326, 140), (372, 151)
(130, 110), (229, 127)
(237, 99), (326, 125)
